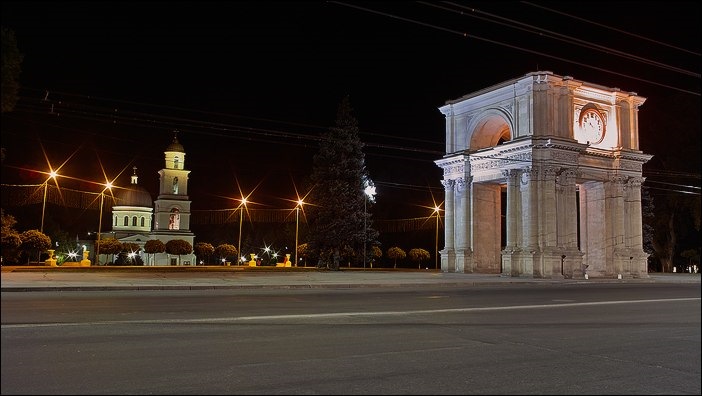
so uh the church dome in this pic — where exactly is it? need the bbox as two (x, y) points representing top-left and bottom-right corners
(115, 167), (153, 208)
(166, 135), (184, 152)
(116, 184), (153, 208)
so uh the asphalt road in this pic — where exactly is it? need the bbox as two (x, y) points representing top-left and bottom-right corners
(2, 283), (700, 395)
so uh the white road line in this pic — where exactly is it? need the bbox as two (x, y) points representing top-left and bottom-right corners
(2, 297), (699, 328)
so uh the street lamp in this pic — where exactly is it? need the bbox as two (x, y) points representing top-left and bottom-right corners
(95, 182), (113, 266)
(434, 205), (441, 270)
(237, 197), (247, 265)
(294, 199), (304, 267)
(363, 180), (376, 269)
(40, 170), (58, 233)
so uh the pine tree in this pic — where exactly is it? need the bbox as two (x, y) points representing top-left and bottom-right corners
(307, 96), (378, 270)
(1, 27), (23, 114)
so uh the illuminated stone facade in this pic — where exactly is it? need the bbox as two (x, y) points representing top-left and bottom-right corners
(151, 134), (196, 265)
(435, 72), (652, 278)
(105, 134), (196, 266)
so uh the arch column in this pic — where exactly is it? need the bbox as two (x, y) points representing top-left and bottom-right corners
(440, 179), (456, 272)
(501, 169), (521, 276)
(557, 168), (584, 278)
(540, 166), (560, 278)
(606, 176), (628, 277)
(625, 177), (649, 278)
(454, 176), (474, 273)
(515, 166), (539, 277)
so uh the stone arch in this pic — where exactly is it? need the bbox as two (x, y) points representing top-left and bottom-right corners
(463, 109), (513, 274)
(468, 109), (513, 151)
(437, 72), (652, 279)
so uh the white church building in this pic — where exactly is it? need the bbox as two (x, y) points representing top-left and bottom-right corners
(435, 71), (652, 279)
(101, 134), (196, 265)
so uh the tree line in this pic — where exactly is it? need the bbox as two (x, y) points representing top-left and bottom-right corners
(1, 208), (435, 268)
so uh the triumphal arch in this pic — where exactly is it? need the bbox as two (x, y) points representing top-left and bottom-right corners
(435, 71), (652, 279)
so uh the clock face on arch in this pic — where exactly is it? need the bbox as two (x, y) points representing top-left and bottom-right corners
(578, 108), (606, 144)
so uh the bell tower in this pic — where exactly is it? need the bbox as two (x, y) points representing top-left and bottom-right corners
(151, 131), (196, 264)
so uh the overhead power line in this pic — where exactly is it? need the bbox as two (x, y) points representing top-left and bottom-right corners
(8, 89), (699, 186)
(331, 1), (699, 96)
(430, 1), (699, 78)
(521, 1), (701, 57)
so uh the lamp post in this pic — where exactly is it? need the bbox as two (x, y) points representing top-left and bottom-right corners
(294, 199), (303, 267)
(40, 170), (58, 233)
(363, 181), (376, 269)
(434, 205), (441, 270)
(237, 197), (247, 265)
(95, 182), (112, 266)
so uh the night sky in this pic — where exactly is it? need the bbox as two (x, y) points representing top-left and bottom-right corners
(1, 1), (700, 237)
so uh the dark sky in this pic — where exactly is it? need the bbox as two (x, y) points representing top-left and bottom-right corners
(2, 1), (700, 224)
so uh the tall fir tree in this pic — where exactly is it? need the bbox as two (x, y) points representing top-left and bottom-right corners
(1, 27), (23, 114)
(307, 96), (378, 270)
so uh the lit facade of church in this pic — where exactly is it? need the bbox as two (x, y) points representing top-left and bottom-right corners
(101, 134), (196, 265)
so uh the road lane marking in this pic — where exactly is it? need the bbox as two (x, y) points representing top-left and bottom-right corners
(2, 297), (699, 328)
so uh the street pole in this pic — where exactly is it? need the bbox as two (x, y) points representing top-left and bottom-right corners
(363, 195), (367, 269)
(435, 210), (439, 270)
(237, 198), (247, 265)
(362, 182), (376, 269)
(41, 181), (48, 233)
(40, 171), (58, 233)
(238, 206), (243, 266)
(295, 205), (299, 267)
(96, 191), (105, 266)
(95, 183), (112, 266)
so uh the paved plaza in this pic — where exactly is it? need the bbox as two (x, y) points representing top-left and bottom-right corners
(1, 267), (699, 292)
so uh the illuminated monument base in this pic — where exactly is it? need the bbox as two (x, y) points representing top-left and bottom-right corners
(435, 72), (652, 279)
(61, 250), (92, 267)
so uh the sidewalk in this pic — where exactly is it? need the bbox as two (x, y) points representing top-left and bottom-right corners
(1, 266), (699, 292)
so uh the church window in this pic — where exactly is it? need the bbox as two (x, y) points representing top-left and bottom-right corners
(169, 208), (181, 230)
(114, 216), (117, 226)
(124, 216), (129, 226)
(173, 177), (179, 194)
(132, 216), (137, 226)
(140, 217), (145, 227)
(174, 156), (179, 169)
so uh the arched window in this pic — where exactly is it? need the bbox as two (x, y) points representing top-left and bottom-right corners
(123, 216), (129, 226)
(168, 208), (180, 230)
(174, 156), (179, 169)
(172, 177), (179, 194)
(132, 216), (137, 226)
(140, 217), (145, 227)
(114, 216), (117, 226)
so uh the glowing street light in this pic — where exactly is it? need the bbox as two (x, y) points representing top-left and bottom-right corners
(363, 179), (376, 269)
(294, 199), (304, 267)
(40, 170), (59, 233)
(95, 182), (113, 266)
(237, 197), (247, 265)
(433, 205), (441, 270)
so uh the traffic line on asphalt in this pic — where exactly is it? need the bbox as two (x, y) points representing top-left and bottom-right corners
(2, 297), (699, 328)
